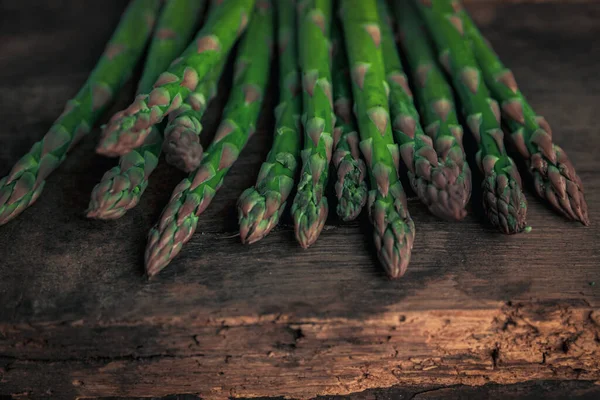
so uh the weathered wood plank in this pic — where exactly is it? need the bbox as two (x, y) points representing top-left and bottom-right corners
(81, 381), (600, 400)
(0, 1), (599, 399)
(1, 301), (599, 398)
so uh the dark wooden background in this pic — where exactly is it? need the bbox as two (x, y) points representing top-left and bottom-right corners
(1, 1), (599, 399)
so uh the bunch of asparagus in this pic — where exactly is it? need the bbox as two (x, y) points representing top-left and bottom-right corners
(0, 0), (588, 279)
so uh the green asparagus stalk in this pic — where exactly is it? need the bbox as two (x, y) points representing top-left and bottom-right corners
(237, 0), (302, 244)
(380, 0), (470, 221)
(87, 0), (206, 220)
(145, 1), (273, 277)
(0, 0), (161, 226)
(162, 56), (227, 172)
(414, 0), (528, 234)
(137, 0), (206, 94)
(340, 0), (415, 278)
(331, 22), (368, 221)
(96, 0), (256, 157)
(290, 0), (334, 248)
(456, 3), (588, 225)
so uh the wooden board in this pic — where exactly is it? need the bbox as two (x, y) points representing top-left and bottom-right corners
(62, 381), (600, 400)
(0, 1), (599, 399)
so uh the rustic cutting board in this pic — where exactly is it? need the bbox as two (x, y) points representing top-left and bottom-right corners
(0, 1), (599, 398)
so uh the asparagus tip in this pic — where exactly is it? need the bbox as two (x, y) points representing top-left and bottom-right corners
(144, 191), (199, 277)
(237, 188), (283, 245)
(163, 128), (204, 173)
(145, 257), (168, 279)
(86, 193), (130, 220)
(546, 183), (590, 226)
(371, 191), (416, 279)
(96, 119), (151, 157)
(379, 249), (412, 279)
(86, 207), (126, 220)
(482, 170), (528, 234)
(0, 175), (44, 226)
(293, 197), (328, 249)
(373, 219), (415, 279)
(0, 207), (21, 226)
(581, 214), (591, 226)
(86, 199), (132, 219)
(530, 153), (589, 226)
(86, 169), (145, 220)
(335, 157), (368, 222)
(144, 226), (180, 279)
(374, 223), (415, 278)
(417, 162), (472, 222)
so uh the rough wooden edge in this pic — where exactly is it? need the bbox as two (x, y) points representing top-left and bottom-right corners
(1, 301), (599, 399)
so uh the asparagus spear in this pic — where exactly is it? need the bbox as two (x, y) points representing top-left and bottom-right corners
(340, 0), (415, 278)
(145, 0), (273, 277)
(380, 0), (470, 221)
(87, 0), (206, 220)
(414, 0), (528, 234)
(96, 0), (256, 157)
(290, 0), (334, 248)
(456, 3), (588, 225)
(331, 22), (368, 221)
(237, 0), (302, 244)
(162, 56), (227, 173)
(0, 0), (161, 226)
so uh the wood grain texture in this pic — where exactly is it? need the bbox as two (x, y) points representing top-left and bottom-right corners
(0, 1), (599, 399)
(15, 380), (600, 400)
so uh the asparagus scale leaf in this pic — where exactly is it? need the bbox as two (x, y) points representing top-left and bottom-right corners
(237, 0), (302, 244)
(413, 0), (527, 234)
(331, 22), (368, 222)
(340, 0), (415, 278)
(96, 0), (256, 157)
(456, 3), (588, 225)
(87, 0), (206, 220)
(0, 0), (162, 226)
(381, 0), (470, 221)
(290, 0), (335, 248)
(145, 0), (273, 277)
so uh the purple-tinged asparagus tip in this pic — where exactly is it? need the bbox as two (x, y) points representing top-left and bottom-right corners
(530, 147), (589, 226)
(96, 111), (155, 157)
(415, 162), (472, 222)
(292, 198), (328, 249)
(87, 207), (126, 220)
(237, 188), (284, 244)
(96, 126), (154, 157)
(482, 171), (528, 234)
(512, 126), (588, 225)
(0, 174), (45, 226)
(370, 191), (416, 279)
(291, 159), (330, 248)
(144, 183), (201, 277)
(163, 129), (204, 173)
(86, 175), (145, 221)
(144, 221), (190, 279)
(334, 156), (368, 222)
(406, 132), (472, 221)
(144, 229), (179, 279)
(375, 225), (414, 279)
(97, 90), (175, 157)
